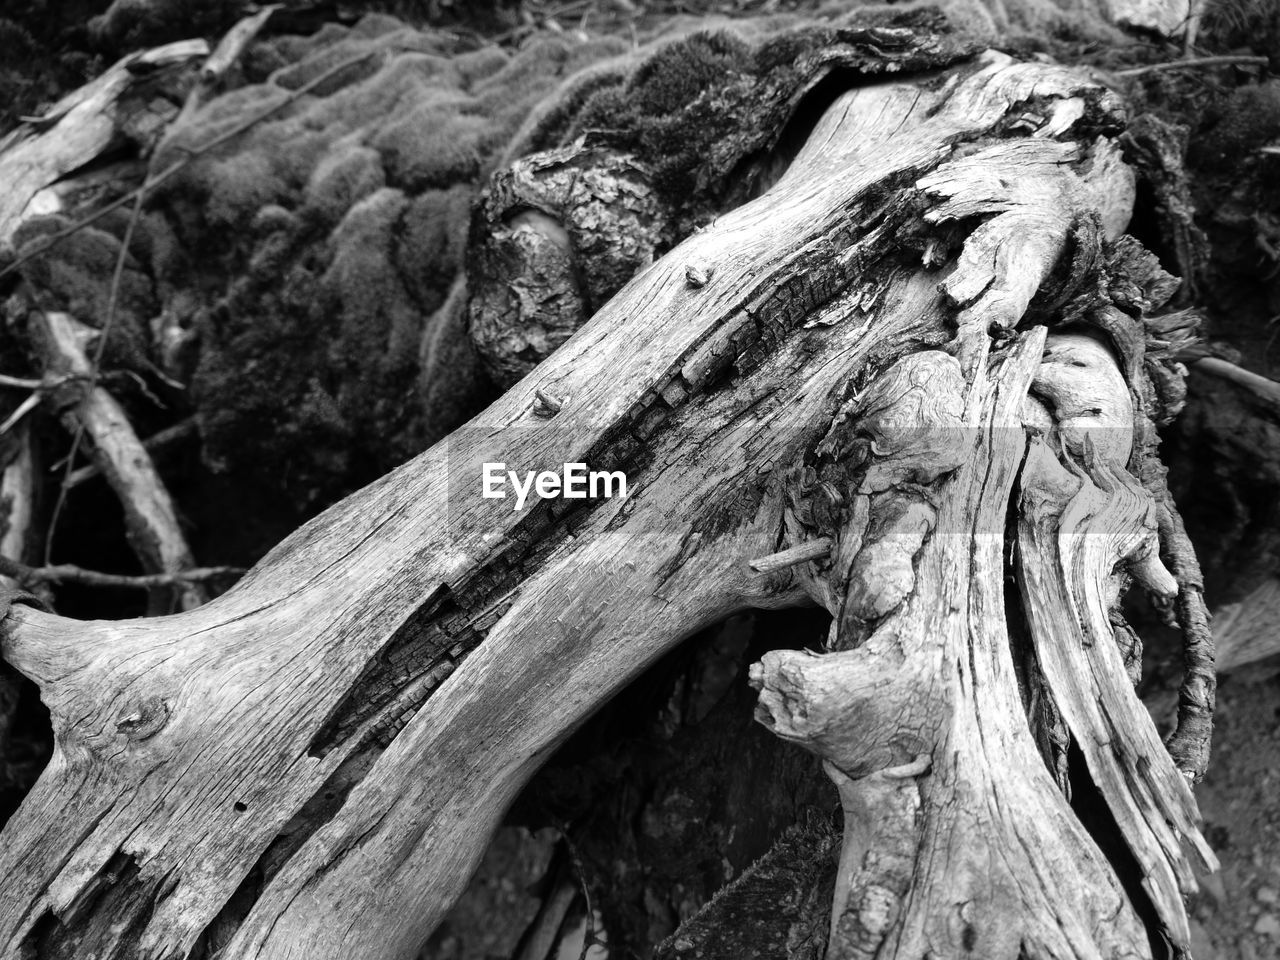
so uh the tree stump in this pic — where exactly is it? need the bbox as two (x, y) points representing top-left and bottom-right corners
(0, 27), (1217, 960)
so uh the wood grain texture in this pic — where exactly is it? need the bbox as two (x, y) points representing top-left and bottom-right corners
(31, 311), (206, 612)
(0, 40), (206, 246)
(0, 47), (1215, 960)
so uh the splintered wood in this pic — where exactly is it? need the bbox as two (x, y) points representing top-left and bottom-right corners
(0, 41), (1215, 960)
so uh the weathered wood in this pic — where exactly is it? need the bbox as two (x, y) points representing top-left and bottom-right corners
(749, 538), (833, 574)
(749, 329), (1208, 959)
(1217, 578), (1280, 673)
(31, 311), (206, 612)
(0, 422), (40, 590)
(742, 51), (1215, 960)
(200, 6), (279, 84)
(1168, 360), (1280, 676)
(0, 40), (207, 246)
(1195, 356), (1280, 411)
(0, 46), (1216, 960)
(63, 418), (198, 490)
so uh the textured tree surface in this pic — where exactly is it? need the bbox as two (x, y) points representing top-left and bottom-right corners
(0, 8), (1233, 957)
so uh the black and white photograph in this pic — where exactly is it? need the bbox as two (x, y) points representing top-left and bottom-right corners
(0, 1), (1277, 958)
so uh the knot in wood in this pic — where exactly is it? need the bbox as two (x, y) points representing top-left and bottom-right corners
(684, 262), (712, 288)
(531, 388), (564, 418)
(115, 695), (170, 741)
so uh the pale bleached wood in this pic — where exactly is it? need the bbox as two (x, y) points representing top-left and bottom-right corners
(1195, 356), (1280, 410)
(0, 40), (207, 246)
(749, 538), (832, 574)
(0, 49), (1215, 960)
(32, 311), (206, 611)
(1017, 442), (1211, 947)
(64, 417), (198, 489)
(753, 331), (1173, 959)
(747, 54), (1213, 960)
(1216, 578), (1280, 673)
(201, 6), (279, 83)
(0, 421), (40, 590)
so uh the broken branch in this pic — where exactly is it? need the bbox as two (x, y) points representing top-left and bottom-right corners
(748, 538), (833, 573)
(32, 311), (207, 611)
(1115, 55), (1270, 78)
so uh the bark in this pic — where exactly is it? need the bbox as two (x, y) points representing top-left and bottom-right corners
(0, 37), (1217, 960)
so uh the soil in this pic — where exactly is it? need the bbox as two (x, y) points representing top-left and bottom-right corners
(1184, 671), (1280, 960)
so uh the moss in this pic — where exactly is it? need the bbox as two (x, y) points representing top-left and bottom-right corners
(1201, 0), (1280, 63)
(126, 8), (968, 547)
(0, 2), (101, 127)
(269, 37), (387, 95)
(89, 0), (242, 50)
(396, 186), (473, 313)
(375, 107), (496, 189)
(350, 12), (410, 39)
(623, 31), (753, 117)
(278, 23), (351, 62)
(138, 211), (182, 288)
(374, 49), (461, 90)
(151, 84), (294, 174)
(247, 230), (297, 282)
(203, 152), (295, 228)
(303, 143), (387, 225)
(1192, 81), (1280, 167)
(368, 25), (461, 57)
(12, 217), (153, 369)
(500, 58), (633, 162)
(479, 35), (575, 90)
(554, 15), (970, 218)
(454, 46), (511, 85)
(563, 36), (633, 74)
(324, 187), (416, 367)
(249, 204), (298, 238)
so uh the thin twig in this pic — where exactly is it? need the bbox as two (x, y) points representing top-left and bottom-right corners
(1194, 356), (1280, 408)
(1115, 55), (1269, 78)
(558, 826), (598, 960)
(0, 392), (41, 436)
(1, 48), (382, 283)
(60, 416), (198, 488)
(0, 374), (43, 390)
(18, 46), (379, 562)
(0, 554), (242, 591)
(489, 1), (594, 44)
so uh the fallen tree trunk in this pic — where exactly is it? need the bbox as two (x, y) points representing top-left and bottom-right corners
(0, 37), (1217, 960)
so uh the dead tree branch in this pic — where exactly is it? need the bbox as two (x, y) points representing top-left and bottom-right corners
(0, 38), (1218, 960)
